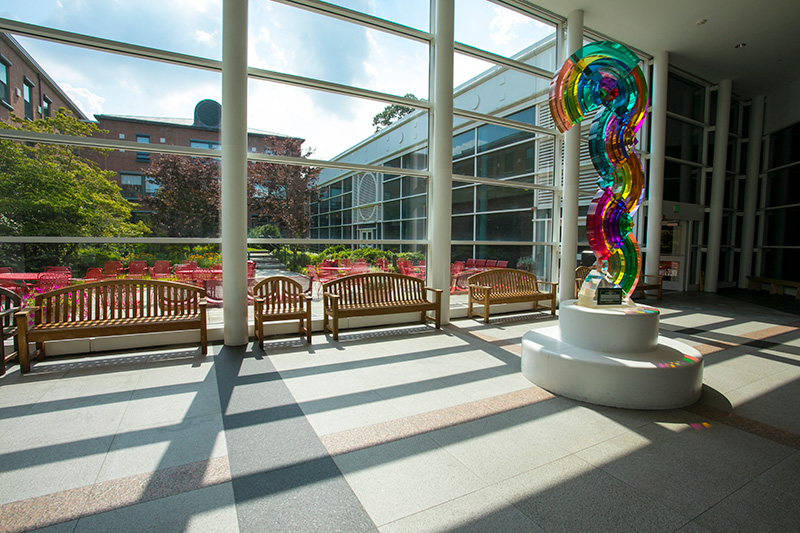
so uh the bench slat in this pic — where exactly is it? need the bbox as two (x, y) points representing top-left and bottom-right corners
(467, 268), (557, 323)
(17, 279), (207, 373)
(322, 272), (441, 341)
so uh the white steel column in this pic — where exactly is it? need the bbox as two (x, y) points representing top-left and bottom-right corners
(221, 0), (249, 344)
(705, 79), (732, 292)
(738, 94), (765, 287)
(645, 51), (668, 278)
(558, 9), (583, 303)
(428, 0), (454, 323)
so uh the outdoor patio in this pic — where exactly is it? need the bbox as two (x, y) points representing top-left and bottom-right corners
(0, 291), (798, 532)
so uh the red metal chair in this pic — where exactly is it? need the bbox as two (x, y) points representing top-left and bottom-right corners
(351, 260), (369, 274)
(0, 267), (27, 297)
(475, 259), (486, 269)
(496, 260), (508, 268)
(101, 261), (124, 279)
(466, 259), (476, 269)
(126, 260), (147, 278)
(35, 272), (71, 293)
(485, 260), (497, 269)
(375, 257), (393, 272)
(84, 267), (102, 281)
(149, 260), (171, 279)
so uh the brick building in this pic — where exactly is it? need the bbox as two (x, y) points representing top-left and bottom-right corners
(0, 33), (86, 124)
(90, 99), (304, 202)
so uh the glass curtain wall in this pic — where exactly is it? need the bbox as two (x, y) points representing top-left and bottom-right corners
(760, 121), (800, 279)
(450, 0), (558, 283)
(248, 0), (433, 278)
(0, 7), (228, 320)
(0, 1), (435, 325)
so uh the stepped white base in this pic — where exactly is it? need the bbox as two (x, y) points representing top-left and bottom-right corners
(521, 300), (703, 410)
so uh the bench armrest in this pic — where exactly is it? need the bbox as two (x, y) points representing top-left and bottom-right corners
(15, 307), (35, 332)
(323, 292), (339, 311)
(537, 281), (558, 291)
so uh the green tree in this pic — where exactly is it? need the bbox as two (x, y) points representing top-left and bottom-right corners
(0, 110), (148, 238)
(371, 93), (424, 132)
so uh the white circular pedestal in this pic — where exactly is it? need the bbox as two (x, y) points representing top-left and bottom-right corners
(521, 300), (703, 410)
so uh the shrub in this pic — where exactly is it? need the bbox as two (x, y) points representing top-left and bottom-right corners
(516, 255), (538, 273)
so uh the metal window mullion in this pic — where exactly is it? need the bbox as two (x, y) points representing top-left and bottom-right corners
(0, 18), (221, 72)
(454, 42), (553, 79)
(454, 108), (556, 136)
(272, 0), (431, 44)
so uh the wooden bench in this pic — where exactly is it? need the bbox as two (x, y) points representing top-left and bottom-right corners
(1, 286), (21, 375)
(468, 268), (557, 323)
(631, 274), (663, 300)
(747, 276), (800, 299)
(323, 272), (442, 341)
(252, 276), (312, 349)
(16, 279), (207, 373)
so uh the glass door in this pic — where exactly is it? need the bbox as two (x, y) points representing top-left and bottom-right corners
(659, 220), (688, 291)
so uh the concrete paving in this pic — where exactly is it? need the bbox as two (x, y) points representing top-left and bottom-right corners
(0, 291), (798, 532)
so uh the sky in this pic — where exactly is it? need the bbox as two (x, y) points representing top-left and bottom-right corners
(1, 0), (554, 160)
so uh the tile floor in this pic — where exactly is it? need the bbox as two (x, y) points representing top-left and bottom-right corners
(0, 291), (798, 532)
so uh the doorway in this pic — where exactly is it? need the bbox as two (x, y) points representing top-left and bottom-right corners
(659, 220), (687, 291)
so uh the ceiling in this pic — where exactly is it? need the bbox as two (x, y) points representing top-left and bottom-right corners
(526, 0), (800, 98)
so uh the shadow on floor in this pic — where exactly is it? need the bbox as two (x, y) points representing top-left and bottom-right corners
(717, 288), (800, 317)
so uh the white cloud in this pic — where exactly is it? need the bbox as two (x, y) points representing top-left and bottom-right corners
(60, 83), (105, 116)
(194, 29), (218, 47)
(119, 79), (142, 96)
(174, 0), (220, 14)
(489, 6), (531, 48)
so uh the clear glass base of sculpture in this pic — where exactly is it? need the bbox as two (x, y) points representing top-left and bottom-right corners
(576, 269), (637, 308)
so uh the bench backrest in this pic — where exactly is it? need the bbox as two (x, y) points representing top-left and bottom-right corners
(33, 279), (205, 324)
(252, 276), (308, 314)
(467, 268), (540, 293)
(323, 272), (425, 306)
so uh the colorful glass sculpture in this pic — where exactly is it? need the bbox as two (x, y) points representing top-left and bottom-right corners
(550, 41), (649, 300)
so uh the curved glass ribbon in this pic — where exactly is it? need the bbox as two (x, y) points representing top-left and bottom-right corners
(549, 41), (649, 299)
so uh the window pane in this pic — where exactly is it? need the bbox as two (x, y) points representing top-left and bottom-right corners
(476, 212), (532, 241)
(7, 4), (223, 60)
(664, 161), (702, 203)
(667, 73), (705, 122)
(477, 185), (533, 211)
(765, 167), (800, 208)
(306, 0), (430, 32)
(666, 117), (703, 164)
(452, 215), (474, 240)
(477, 141), (535, 179)
(452, 186), (474, 214)
(453, 130), (475, 159)
(384, 200), (401, 220)
(248, 2), (429, 100)
(764, 208), (799, 246)
(455, 0), (556, 64)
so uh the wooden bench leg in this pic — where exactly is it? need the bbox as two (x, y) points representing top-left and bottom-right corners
(256, 318), (264, 350)
(305, 306), (312, 344)
(16, 314), (30, 374)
